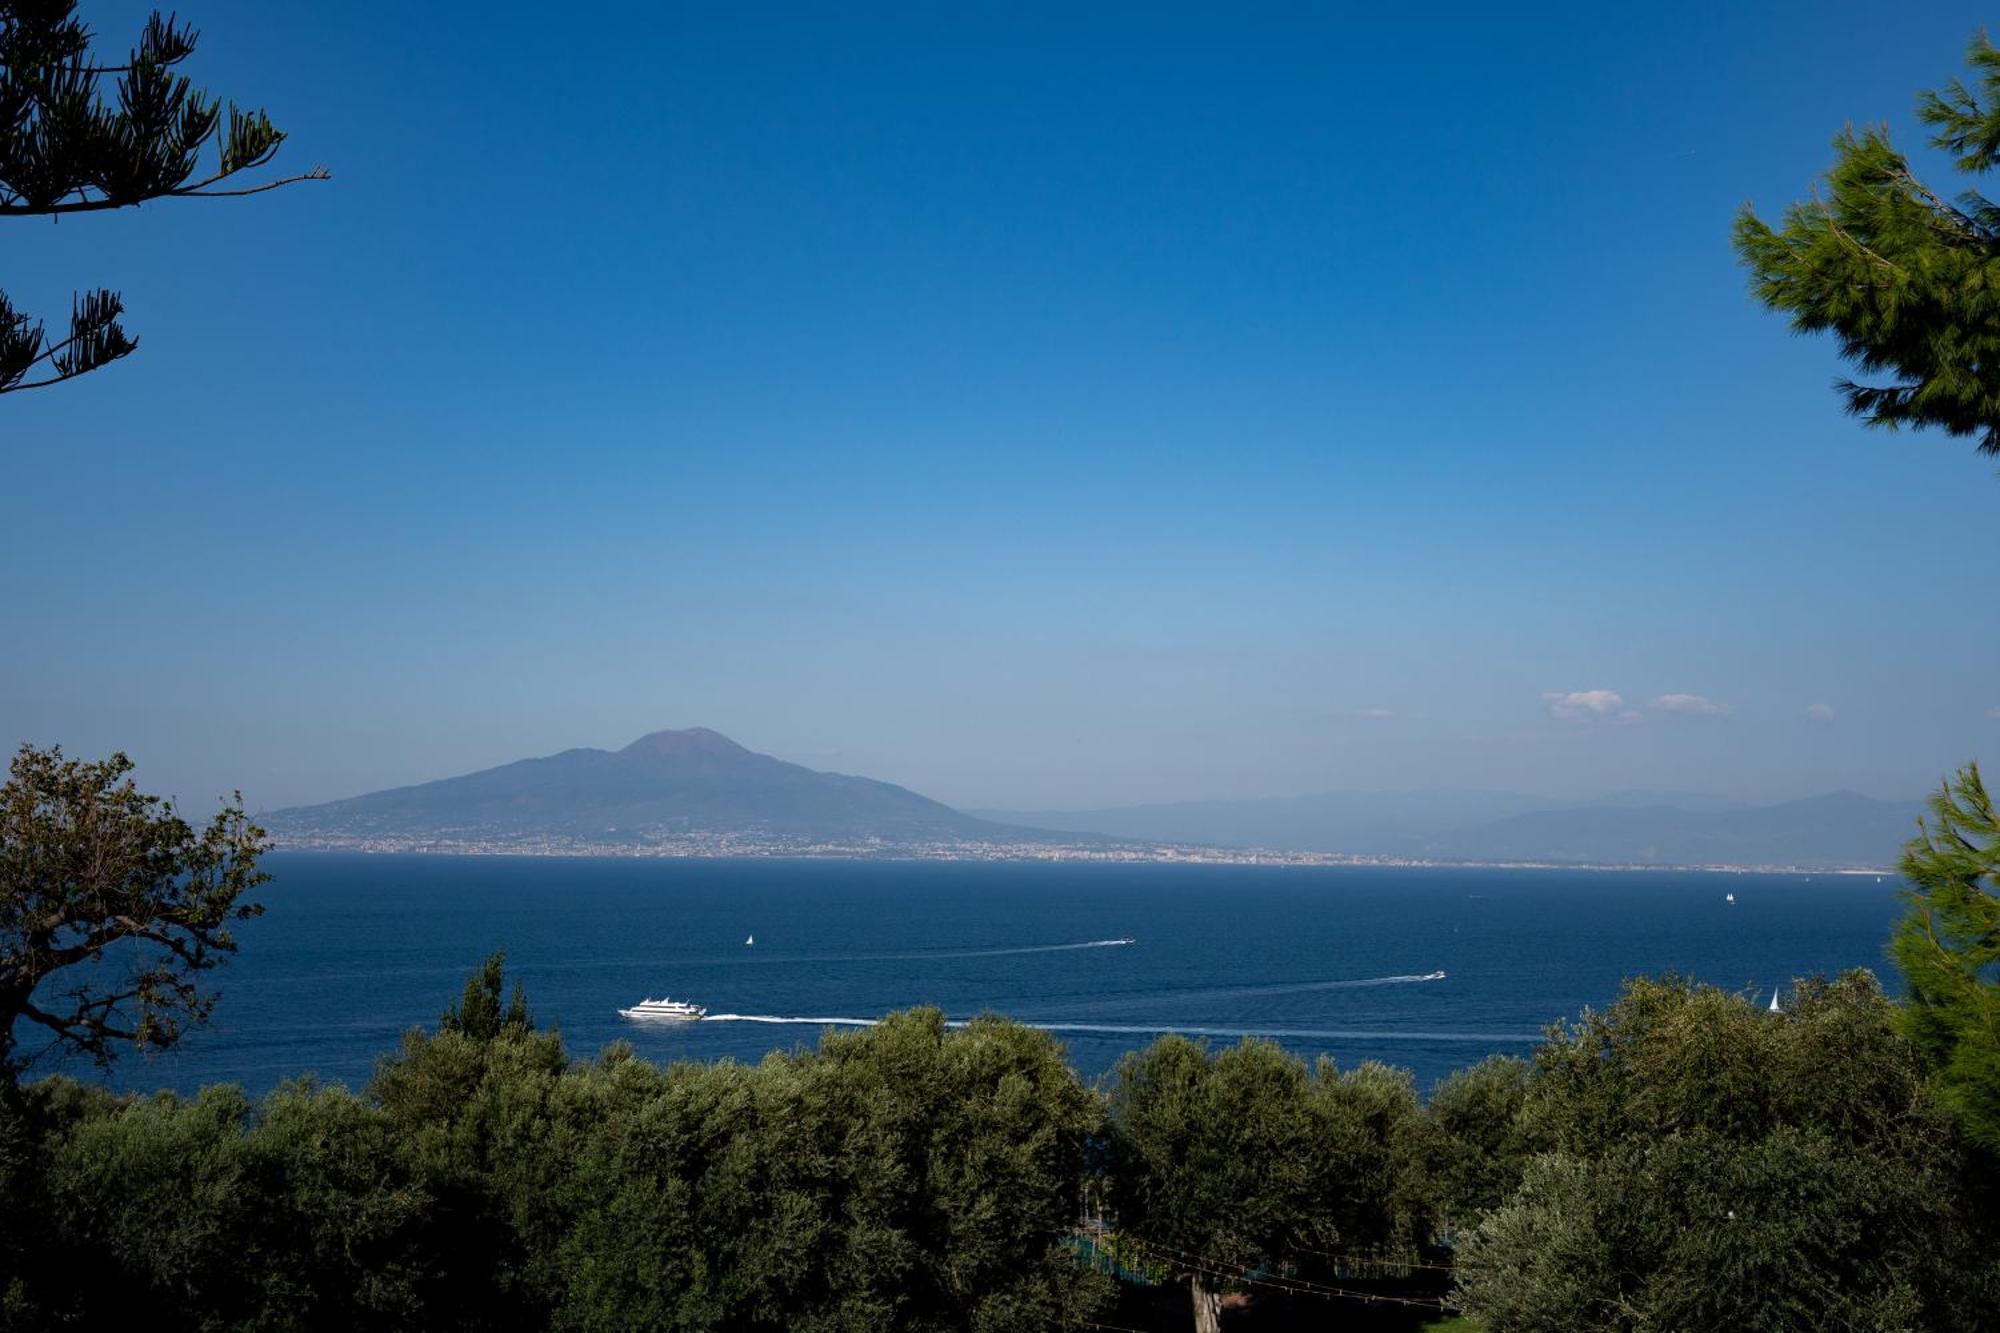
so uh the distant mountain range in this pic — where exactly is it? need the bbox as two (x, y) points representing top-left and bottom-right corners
(268, 728), (1923, 868)
(1406, 792), (1922, 868)
(977, 789), (1562, 852)
(265, 728), (1039, 847)
(976, 788), (1924, 869)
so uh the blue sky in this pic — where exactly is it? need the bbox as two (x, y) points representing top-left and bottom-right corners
(5, 1), (1998, 811)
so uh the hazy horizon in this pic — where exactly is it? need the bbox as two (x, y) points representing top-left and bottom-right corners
(7, 2), (1997, 814)
(249, 724), (1925, 820)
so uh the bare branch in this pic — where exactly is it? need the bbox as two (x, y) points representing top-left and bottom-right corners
(173, 166), (333, 199)
(0, 167), (329, 215)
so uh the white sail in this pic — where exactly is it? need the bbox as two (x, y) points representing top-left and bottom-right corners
(1768, 987), (1782, 1013)
(746, 934), (754, 946)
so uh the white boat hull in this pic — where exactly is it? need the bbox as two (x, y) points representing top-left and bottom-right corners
(619, 997), (707, 1021)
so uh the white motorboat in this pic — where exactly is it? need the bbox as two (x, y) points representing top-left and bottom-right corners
(619, 996), (706, 1021)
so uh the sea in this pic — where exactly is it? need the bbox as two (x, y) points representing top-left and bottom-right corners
(62, 853), (1908, 1098)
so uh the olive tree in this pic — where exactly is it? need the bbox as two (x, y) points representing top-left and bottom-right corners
(1455, 973), (2000, 1331)
(1107, 1035), (1413, 1333)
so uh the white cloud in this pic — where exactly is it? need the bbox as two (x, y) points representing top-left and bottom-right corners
(1804, 703), (1836, 723)
(1650, 693), (1732, 718)
(1544, 690), (1639, 724)
(1352, 707), (1397, 720)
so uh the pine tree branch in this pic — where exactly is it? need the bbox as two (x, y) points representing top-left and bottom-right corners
(0, 366), (92, 393)
(1816, 200), (1906, 276)
(0, 165), (329, 215)
(1887, 162), (1996, 242)
(172, 166), (331, 198)
(0, 326), (81, 379)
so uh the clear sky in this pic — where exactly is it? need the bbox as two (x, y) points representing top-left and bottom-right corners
(5, 1), (1998, 813)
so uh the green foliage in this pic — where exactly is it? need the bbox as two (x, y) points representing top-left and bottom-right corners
(536, 1010), (1110, 1331)
(1315, 1058), (1433, 1256)
(1524, 970), (1931, 1153)
(370, 954), (572, 1328)
(0, 744), (267, 1077)
(373, 963), (1111, 1332)
(441, 950), (536, 1040)
(0, 955), (1113, 1331)
(1111, 1035), (1327, 1271)
(1455, 972), (2000, 1332)
(1735, 33), (2000, 455)
(0, 2), (326, 394)
(2, 1076), (435, 1329)
(1108, 1036), (1419, 1282)
(1889, 762), (2000, 1148)
(1412, 1055), (1543, 1232)
(4, 957), (1997, 1329)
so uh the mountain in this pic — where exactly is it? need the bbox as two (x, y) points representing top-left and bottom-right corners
(1411, 792), (1922, 868)
(265, 728), (1035, 847)
(977, 788), (1916, 868)
(270, 736), (1920, 867)
(973, 789), (1562, 853)
(1577, 789), (1752, 814)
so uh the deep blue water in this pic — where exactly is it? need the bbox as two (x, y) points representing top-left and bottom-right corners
(61, 854), (1907, 1097)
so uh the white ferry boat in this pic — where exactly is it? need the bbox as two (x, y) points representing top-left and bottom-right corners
(618, 996), (706, 1021)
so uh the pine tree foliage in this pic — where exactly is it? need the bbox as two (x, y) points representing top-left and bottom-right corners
(439, 951), (535, 1040)
(1735, 34), (2000, 455)
(1888, 761), (2000, 1148)
(0, 2), (326, 395)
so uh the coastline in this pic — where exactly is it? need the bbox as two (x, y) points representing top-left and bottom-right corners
(264, 834), (1896, 878)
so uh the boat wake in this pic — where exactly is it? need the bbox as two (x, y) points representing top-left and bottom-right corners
(743, 938), (1139, 965)
(926, 937), (1136, 960)
(694, 969), (1450, 1033)
(1022, 969), (1447, 1018)
(1024, 1021), (1532, 1043)
(1184, 970), (1447, 1000)
(697, 1013), (1529, 1043)
(703, 1014), (887, 1027)
(483, 938), (1140, 976)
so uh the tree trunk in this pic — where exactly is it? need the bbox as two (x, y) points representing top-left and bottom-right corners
(1190, 1273), (1223, 1333)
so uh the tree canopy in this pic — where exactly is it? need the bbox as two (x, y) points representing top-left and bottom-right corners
(1, 960), (1996, 1330)
(0, 744), (267, 1076)
(366, 974), (1112, 1332)
(0, 2), (325, 394)
(1735, 34), (2000, 455)
(1454, 972), (2000, 1332)
(1889, 762), (2000, 1150)
(1107, 1035), (1420, 1333)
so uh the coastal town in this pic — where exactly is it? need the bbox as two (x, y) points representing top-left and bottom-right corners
(265, 828), (1891, 875)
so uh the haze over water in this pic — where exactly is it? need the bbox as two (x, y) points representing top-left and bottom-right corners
(71, 855), (1906, 1097)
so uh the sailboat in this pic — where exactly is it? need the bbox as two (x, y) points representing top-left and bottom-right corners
(745, 934), (754, 946)
(1768, 986), (1782, 1013)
